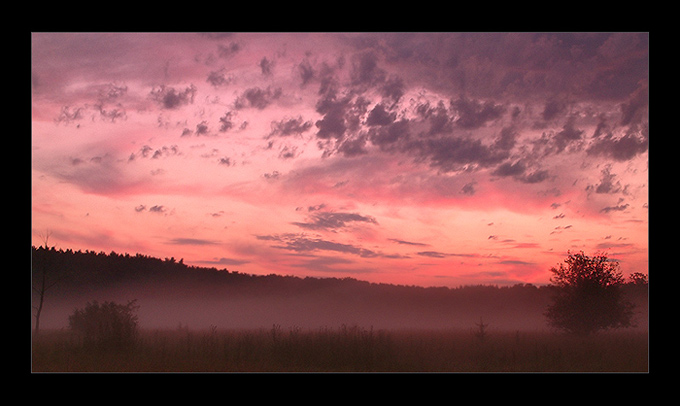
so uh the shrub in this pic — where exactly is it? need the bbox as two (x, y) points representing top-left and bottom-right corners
(545, 251), (634, 336)
(69, 300), (139, 350)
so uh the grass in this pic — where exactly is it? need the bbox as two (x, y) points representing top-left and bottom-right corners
(31, 325), (648, 373)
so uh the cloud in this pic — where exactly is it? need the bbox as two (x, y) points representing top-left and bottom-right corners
(292, 211), (378, 231)
(350, 50), (386, 87)
(234, 86), (282, 109)
(219, 111), (235, 132)
(314, 92), (352, 140)
(217, 41), (242, 58)
(460, 181), (477, 195)
(600, 203), (629, 213)
(268, 116), (313, 137)
(388, 239), (429, 247)
(366, 103), (397, 126)
(588, 165), (622, 194)
(297, 58), (315, 86)
(149, 205), (167, 213)
(149, 85), (197, 109)
(451, 96), (504, 129)
(199, 257), (250, 266)
(416, 251), (477, 259)
(532, 117), (584, 156)
(218, 157), (233, 166)
(492, 161), (526, 178)
(167, 238), (219, 246)
(207, 69), (234, 88)
(259, 57), (275, 76)
(411, 135), (509, 173)
(256, 233), (379, 258)
(498, 260), (536, 266)
(587, 123), (649, 161)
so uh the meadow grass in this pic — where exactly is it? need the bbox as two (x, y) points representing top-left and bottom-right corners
(31, 325), (648, 373)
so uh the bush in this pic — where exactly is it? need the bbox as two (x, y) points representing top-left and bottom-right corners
(545, 251), (634, 336)
(69, 300), (139, 350)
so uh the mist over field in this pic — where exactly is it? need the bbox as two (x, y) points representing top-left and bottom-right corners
(32, 247), (647, 333)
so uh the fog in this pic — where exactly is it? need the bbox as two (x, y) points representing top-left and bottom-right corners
(31, 248), (648, 333)
(36, 282), (558, 332)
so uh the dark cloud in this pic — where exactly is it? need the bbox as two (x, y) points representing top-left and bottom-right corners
(600, 203), (629, 213)
(531, 117), (585, 157)
(234, 87), (282, 110)
(256, 233), (378, 258)
(493, 161), (526, 177)
(56, 105), (85, 124)
(418, 251), (453, 258)
(292, 212), (378, 231)
(149, 85), (197, 109)
(460, 181), (477, 195)
(388, 239), (429, 247)
(268, 116), (313, 137)
(195, 121), (210, 136)
(416, 251), (479, 259)
(498, 260), (536, 266)
(259, 57), (274, 76)
(199, 257), (250, 266)
(263, 171), (280, 180)
(366, 103), (396, 127)
(587, 123), (648, 161)
(149, 205), (166, 213)
(451, 96), (504, 129)
(350, 51), (385, 87)
(217, 41), (241, 59)
(553, 118), (584, 152)
(369, 119), (410, 151)
(207, 69), (233, 88)
(297, 58), (315, 86)
(337, 134), (369, 157)
(219, 111), (235, 132)
(521, 170), (550, 184)
(306, 204), (327, 212)
(168, 238), (219, 245)
(278, 146), (298, 160)
(381, 75), (405, 105)
(314, 93), (348, 140)
(289, 256), (358, 273)
(135, 145), (179, 160)
(541, 99), (566, 122)
(493, 127), (518, 151)
(410, 134), (509, 172)
(619, 82), (648, 126)
(416, 100), (453, 136)
(491, 160), (549, 184)
(588, 165), (622, 194)
(354, 33), (647, 103)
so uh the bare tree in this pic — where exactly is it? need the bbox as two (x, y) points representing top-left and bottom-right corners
(32, 231), (64, 339)
(474, 317), (488, 342)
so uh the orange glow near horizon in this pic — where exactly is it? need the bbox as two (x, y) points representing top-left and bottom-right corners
(32, 33), (648, 288)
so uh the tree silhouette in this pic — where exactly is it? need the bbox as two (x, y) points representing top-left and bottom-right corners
(69, 300), (139, 350)
(32, 231), (65, 339)
(544, 251), (634, 336)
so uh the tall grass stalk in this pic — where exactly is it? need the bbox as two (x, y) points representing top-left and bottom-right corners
(32, 326), (648, 372)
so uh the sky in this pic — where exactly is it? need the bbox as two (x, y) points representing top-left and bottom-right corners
(31, 32), (648, 288)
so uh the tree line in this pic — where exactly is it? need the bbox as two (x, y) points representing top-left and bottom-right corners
(32, 245), (648, 336)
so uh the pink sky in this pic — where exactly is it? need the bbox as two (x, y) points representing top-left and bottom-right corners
(31, 33), (648, 287)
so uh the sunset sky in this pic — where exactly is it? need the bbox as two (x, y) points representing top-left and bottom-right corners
(31, 32), (648, 287)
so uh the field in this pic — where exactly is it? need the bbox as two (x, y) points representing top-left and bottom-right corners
(31, 326), (648, 373)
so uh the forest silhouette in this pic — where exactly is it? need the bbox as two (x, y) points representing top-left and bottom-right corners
(31, 246), (648, 332)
